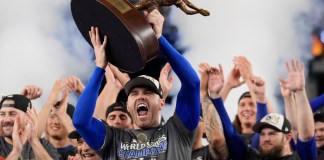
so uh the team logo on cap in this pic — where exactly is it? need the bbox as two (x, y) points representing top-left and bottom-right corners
(262, 113), (284, 130)
(139, 75), (160, 89)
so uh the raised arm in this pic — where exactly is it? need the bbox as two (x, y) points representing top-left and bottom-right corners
(234, 56), (273, 113)
(280, 85), (298, 143)
(72, 27), (108, 150)
(159, 63), (174, 100)
(93, 64), (123, 120)
(37, 79), (66, 137)
(199, 63), (228, 159)
(145, 9), (200, 131)
(52, 90), (76, 134)
(280, 59), (314, 141)
(280, 59), (316, 160)
(250, 75), (268, 121)
(207, 64), (248, 160)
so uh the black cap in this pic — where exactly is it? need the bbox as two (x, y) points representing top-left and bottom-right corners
(68, 130), (81, 139)
(238, 91), (251, 104)
(125, 75), (163, 98)
(314, 106), (324, 122)
(253, 113), (291, 134)
(54, 101), (75, 119)
(105, 101), (131, 118)
(0, 94), (32, 113)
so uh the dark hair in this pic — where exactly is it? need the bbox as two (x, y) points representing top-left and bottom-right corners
(232, 114), (242, 133)
(238, 91), (251, 104)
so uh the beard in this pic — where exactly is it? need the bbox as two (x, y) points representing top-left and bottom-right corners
(260, 141), (285, 158)
(1, 121), (14, 138)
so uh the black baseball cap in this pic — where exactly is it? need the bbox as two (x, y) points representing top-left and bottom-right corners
(53, 101), (75, 119)
(314, 106), (324, 122)
(105, 101), (131, 119)
(238, 91), (251, 104)
(0, 94), (32, 113)
(253, 113), (291, 134)
(68, 130), (81, 139)
(124, 75), (163, 98)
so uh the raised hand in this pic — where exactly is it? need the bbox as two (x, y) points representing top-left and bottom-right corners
(66, 76), (85, 96)
(159, 63), (174, 99)
(26, 106), (39, 142)
(20, 85), (42, 100)
(280, 84), (292, 98)
(47, 79), (67, 106)
(144, 9), (164, 38)
(109, 64), (130, 87)
(280, 59), (305, 92)
(12, 116), (30, 154)
(225, 66), (244, 89)
(198, 63), (211, 96)
(250, 75), (266, 103)
(105, 64), (123, 90)
(52, 90), (70, 118)
(233, 56), (253, 81)
(208, 64), (224, 99)
(89, 26), (108, 68)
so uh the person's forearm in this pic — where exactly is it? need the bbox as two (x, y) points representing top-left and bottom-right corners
(256, 102), (268, 121)
(211, 97), (247, 160)
(295, 89), (315, 141)
(37, 103), (52, 138)
(220, 83), (232, 102)
(310, 93), (324, 112)
(58, 114), (75, 134)
(283, 94), (298, 142)
(93, 83), (120, 120)
(72, 67), (107, 150)
(5, 150), (20, 160)
(30, 139), (53, 160)
(200, 96), (228, 159)
(159, 36), (200, 131)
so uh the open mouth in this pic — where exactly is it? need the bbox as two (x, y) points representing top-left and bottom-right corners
(137, 104), (148, 117)
(82, 153), (96, 159)
(50, 125), (61, 131)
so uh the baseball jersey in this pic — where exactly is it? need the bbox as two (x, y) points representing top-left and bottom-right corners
(56, 145), (77, 160)
(96, 114), (195, 159)
(0, 137), (60, 160)
(192, 145), (213, 160)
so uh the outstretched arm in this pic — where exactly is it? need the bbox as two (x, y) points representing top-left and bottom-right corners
(145, 9), (200, 131)
(159, 63), (174, 100)
(280, 59), (316, 160)
(93, 64), (123, 120)
(234, 56), (273, 113)
(280, 85), (298, 143)
(72, 27), (108, 150)
(207, 64), (247, 160)
(250, 75), (268, 121)
(37, 79), (66, 138)
(199, 63), (228, 159)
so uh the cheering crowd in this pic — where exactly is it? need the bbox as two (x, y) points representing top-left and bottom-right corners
(1, 9), (324, 160)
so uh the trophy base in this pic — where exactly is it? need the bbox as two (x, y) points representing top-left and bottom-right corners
(71, 0), (159, 73)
